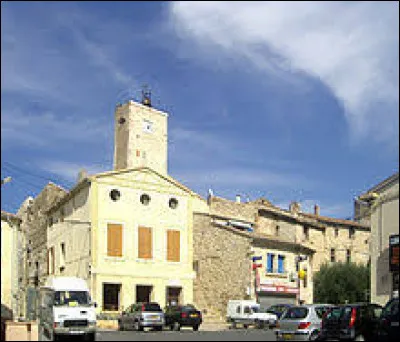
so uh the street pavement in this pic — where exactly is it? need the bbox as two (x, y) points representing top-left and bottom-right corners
(96, 328), (277, 341)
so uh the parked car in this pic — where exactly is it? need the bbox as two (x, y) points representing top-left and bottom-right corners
(319, 303), (383, 341)
(266, 304), (293, 319)
(275, 304), (334, 341)
(226, 300), (277, 329)
(118, 302), (164, 331)
(164, 304), (202, 331)
(377, 297), (399, 340)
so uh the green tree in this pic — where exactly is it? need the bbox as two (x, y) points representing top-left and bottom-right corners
(313, 262), (370, 304)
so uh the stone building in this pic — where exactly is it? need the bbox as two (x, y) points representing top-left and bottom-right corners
(355, 172), (399, 306)
(18, 183), (67, 291)
(193, 195), (370, 321)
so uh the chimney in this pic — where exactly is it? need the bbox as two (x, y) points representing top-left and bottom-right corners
(314, 204), (320, 216)
(289, 201), (301, 214)
(236, 194), (241, 203)
(77, 169), (88, 183)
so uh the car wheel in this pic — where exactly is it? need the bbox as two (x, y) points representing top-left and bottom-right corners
(243, 324), (248, 329)
(231, 321), (237, 329)
(154, 326), (163, 331)
(173, 321), (181, 331)
(309, 330), (320, 341)
(193, 325), (199, 331)
(169, 324), (174, 331)
(138, 323), (144, 332)
(118, 320), (123, 331)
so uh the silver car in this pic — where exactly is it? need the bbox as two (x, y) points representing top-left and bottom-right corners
(275, 304), (333, 341)
(118, 302), (165, 331)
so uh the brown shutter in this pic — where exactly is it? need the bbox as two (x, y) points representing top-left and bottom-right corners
(138, 227), (152, 259)
(167, 230), (180, 262)
(107, 224), (123, 257)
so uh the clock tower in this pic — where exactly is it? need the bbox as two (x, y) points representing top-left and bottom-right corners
(113, 95), (168, 174)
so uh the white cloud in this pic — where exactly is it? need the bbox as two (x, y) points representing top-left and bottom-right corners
(168, 1), (399, 144)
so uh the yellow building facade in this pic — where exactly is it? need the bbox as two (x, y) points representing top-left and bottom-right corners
(1, 211), (22, 318)
(47, 167), (208, 313)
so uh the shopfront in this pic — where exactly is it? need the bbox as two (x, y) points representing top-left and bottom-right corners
(257, 283), (298, 308)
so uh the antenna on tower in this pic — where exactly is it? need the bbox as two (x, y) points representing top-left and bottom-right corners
(142, 84), (152, 107)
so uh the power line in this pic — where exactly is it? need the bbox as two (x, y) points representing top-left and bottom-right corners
(2, 161), (73, 187)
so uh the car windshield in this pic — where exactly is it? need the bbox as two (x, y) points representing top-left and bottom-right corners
(282, 307), (308, 319)
(54, 291), (90, 306)
(143, 303), (162, 312)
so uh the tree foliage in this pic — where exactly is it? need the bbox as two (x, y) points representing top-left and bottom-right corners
(313, 262), (370, 304)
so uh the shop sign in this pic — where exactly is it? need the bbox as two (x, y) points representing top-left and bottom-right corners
(389, 234), (399, 272)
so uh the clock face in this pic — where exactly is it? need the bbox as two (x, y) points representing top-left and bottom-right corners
(143, 119), (153, 133)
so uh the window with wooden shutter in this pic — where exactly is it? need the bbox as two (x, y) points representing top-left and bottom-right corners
(107, 224), (123, 257)
(138, 227), (152, 259)
(167, 230), (180, 262)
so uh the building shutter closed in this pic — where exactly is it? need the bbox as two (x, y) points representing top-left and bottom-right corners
(167, 230), (180, 262)
(138, 227), (152, 259)
(107, 224), (123, 257)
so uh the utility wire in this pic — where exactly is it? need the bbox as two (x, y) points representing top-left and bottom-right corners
(2, 162), (73, 188)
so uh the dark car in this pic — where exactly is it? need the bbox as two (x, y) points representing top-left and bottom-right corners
(319, 303), (383, 341)
(266, 304), (293, 319)
(164, 304), (202, 331)
(377, 297), (399, 340)
(118, 302), (164, 331)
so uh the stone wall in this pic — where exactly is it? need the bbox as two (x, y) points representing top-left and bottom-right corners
(20, 183), (67, 288)
(193, 213), (252, 321)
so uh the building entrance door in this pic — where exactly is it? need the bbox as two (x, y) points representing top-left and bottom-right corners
(166, 286), (182, 306)
(136, 285), (153, 303)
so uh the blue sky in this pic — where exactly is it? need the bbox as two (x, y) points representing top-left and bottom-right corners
(1, 1), (399, 218)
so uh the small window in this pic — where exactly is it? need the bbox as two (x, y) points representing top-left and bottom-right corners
(331, 248), (336, 262)
(334, 228), (339, 237)
(349, 228), (355, 239)
(118, 117), (126, 124)
(346, 249), (351, 263)
(110, 189), (121, 201)
(267, 253), (275, 273)
(49, 217), (54, 227)
(303, 226), (309, 240)
(169, 198), (178, 209)
(275, 225), (280, 236)
(60, 208), (65, 222)
(140, 194), (151, 205)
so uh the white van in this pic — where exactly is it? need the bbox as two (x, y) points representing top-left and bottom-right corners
(39, 277), (97, 341)
(226, 300), (277, 329)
